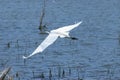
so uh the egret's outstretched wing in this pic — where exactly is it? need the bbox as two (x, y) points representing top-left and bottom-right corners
(55, 21), (82, 32)
(23, 33), (59, 59)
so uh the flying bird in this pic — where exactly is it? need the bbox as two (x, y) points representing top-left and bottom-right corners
(23, 21), (82, 59)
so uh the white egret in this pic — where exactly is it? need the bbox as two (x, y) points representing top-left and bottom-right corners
(23, 21), (82, 59)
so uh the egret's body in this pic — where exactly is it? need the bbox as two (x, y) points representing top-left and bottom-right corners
(23, 21), (82, 59)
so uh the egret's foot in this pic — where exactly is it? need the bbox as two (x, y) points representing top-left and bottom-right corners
(71, 37), (78, 40)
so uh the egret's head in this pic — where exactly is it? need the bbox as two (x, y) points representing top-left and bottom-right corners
(45, 31), (50, 34)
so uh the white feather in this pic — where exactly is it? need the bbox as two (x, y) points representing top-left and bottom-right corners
(23, 33), (58, 59)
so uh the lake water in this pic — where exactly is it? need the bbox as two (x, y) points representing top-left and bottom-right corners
(0, 0), (120, 80)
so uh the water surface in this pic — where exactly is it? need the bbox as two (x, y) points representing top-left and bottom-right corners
(0, 0), (120, 80)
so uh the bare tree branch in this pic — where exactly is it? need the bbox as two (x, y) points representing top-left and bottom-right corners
(39, 0), (46, 32)
(0, 67), (11, 80)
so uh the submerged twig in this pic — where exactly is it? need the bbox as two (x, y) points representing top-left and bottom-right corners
(49, 69), (52, 80)
(40, 72), (45, 79)
(7, 42), (11, 48)
(62, 69), (65, 78)
(58, 66), (61, 78)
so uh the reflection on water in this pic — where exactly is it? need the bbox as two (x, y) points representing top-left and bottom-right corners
(0, 0), (120, 79)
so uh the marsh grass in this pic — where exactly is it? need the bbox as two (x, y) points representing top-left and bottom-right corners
(0, 64), (118, 80)
(7, 42), (11, 48)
